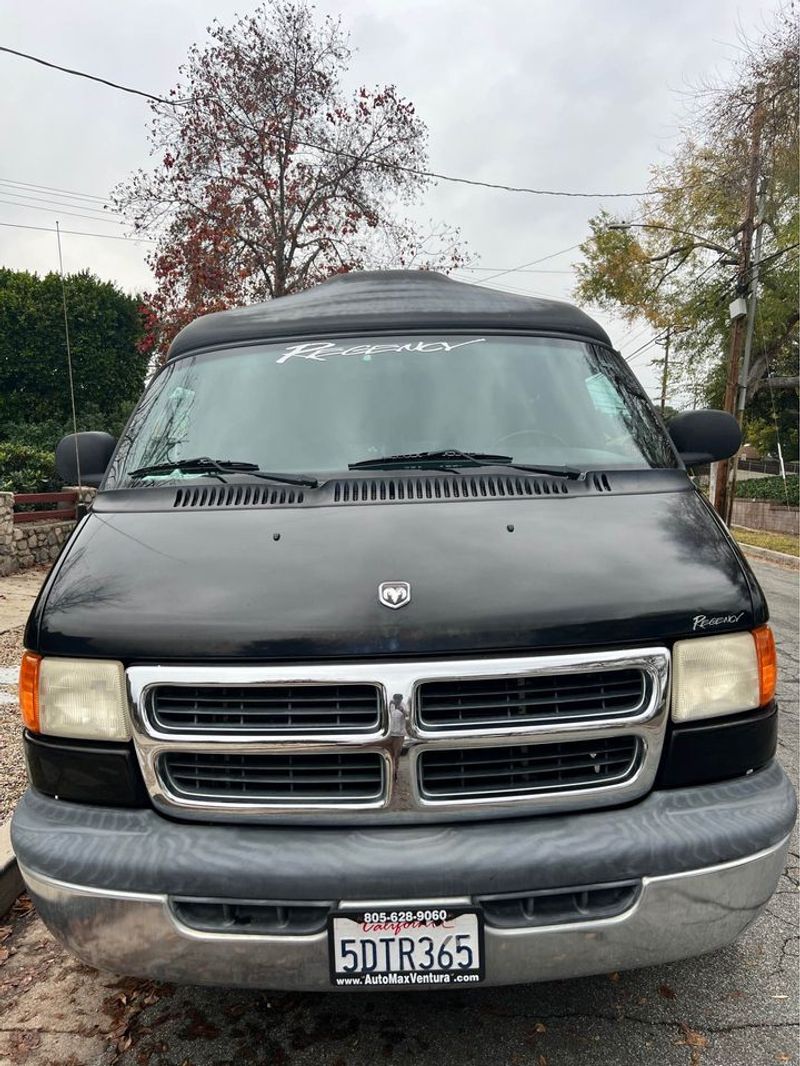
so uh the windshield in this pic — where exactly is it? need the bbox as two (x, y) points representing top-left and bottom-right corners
(108, 335), (677, 487)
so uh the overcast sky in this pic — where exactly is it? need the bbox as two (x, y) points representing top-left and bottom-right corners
(0, 0), (777, 399)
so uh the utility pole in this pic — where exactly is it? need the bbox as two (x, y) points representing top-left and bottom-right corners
(658, 325), (671, 414)
(712, 85), (765, 519)
(724, 182), (769, 521)
(736, 183), (768, 419)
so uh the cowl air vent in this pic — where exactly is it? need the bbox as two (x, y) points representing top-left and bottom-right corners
(591, 473), (612, 493)
(173, 484), (304, 509)
(332, 474), (570, 504)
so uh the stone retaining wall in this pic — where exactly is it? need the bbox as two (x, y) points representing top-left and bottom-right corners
(0, 487), (96, 576)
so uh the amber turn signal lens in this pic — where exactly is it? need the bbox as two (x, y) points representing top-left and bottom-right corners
(19, 651), (42, 732)
(753, 625), (777, 706)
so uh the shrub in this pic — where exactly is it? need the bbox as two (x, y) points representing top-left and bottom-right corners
(0, 442), (61, 493)
(0, 419), (67, 451)
(735, 474), (799, 505)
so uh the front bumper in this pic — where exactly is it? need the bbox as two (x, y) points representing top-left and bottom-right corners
(12, 760), (797, 990)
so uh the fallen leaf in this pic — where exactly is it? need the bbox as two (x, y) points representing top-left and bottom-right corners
(678, 1024), (709, 1049)
(776, 1054), (791, 1063)
(658, 983), (677, 1000)
(0, 927), (11, 942)
(534, 1023), (547, 1034)
(537, 1056), (548, 1066)
(608, 971), (620, 983)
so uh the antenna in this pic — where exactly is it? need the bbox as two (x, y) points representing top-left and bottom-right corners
(56, 221), (81, 487)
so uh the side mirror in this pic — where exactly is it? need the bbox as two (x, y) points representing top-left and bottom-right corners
(55, 432), (117, 488)
(668, 409), (741, 465)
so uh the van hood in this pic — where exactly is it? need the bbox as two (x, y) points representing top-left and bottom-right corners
(29, 486), (758, 661)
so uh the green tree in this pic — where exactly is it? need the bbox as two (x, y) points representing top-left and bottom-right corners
(575, 9), (798, 455)
(0, 268), (150, 449)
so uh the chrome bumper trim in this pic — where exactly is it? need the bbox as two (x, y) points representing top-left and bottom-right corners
(126, 648), (670, 822)
(19, 834), (788, 990)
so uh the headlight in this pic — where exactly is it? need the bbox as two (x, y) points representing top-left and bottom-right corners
(672, 626), (776, 723)
(19, 653), (130, 740)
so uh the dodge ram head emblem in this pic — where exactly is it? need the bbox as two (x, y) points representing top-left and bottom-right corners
(378, 581), (411, 610)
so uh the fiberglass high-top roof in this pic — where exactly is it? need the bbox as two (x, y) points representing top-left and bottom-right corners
(167, 269), (612, 359)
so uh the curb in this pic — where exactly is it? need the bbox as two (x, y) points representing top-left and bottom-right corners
(0, 817), (23, 917)
(739, 543), (799, 568)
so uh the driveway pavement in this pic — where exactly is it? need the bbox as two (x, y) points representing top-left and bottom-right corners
(0, 559), (797, 1066)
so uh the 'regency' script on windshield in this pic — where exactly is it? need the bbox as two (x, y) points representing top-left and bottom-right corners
(275, 338), (487, 364)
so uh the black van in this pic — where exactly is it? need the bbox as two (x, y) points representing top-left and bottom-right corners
(12, 271), (796, 989)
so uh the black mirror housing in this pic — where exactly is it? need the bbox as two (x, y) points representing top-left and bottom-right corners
(55, 432), (117, 488)
(667, 409), (741, 466)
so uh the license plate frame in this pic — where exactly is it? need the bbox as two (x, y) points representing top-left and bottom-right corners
(328, 906), (484, 988)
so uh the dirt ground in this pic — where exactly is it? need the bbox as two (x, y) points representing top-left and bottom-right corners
(0, 568), (45, 822)
(0, 570), (47, 635)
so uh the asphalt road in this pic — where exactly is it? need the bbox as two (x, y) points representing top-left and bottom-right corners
(1, 560), (797, 1066)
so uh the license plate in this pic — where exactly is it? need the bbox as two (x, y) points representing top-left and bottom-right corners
(328, 907), (484, 987)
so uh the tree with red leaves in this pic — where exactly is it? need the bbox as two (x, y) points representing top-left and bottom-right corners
(113, 1), (468, 358)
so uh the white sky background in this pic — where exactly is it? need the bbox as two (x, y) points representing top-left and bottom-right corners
(0, 0), (777, 402)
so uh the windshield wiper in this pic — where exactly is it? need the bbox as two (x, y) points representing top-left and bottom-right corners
(348, 449), (583, 479)
(127, 457), (318, 487)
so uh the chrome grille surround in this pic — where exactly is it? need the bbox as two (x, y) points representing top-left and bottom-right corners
(126, 648), (670, 824)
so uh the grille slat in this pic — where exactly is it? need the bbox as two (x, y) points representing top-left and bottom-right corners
(418, 737), (640, 799)
(151, 684), (381, 734)
(161, 751), (385, 804)
(418, 669), (645, 731)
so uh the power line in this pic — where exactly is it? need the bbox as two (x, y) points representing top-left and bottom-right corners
(625, 335), (665, 363)
(0, 188), (122, 218)
(469, 244), (583, 286)
(0, 197), (126, 224)
(467, 277), (560, 301)
(297, 141), (657, 199)
(0, 219), (155, 242)
(457, 266), (575, 275)
(1, 45), (678, 200)
(0, 176), (109, 204)
(0, 45), (177, 105)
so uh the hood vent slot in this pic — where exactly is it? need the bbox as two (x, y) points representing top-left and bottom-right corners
(173, 485), (304, 509)
(168, 472), (618, 510)
(332, 475), (570, 504)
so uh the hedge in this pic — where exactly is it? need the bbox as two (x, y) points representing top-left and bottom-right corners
(735, 474), (799, 505)
(0, 442), (61, 494)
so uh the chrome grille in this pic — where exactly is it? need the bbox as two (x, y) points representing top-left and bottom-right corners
(418, 737), (640, 800)
(160, 751), (385, 805)
(150, 684), (381, 735)
(418, 669), (645, 731)
(128, 649), (670, 822)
